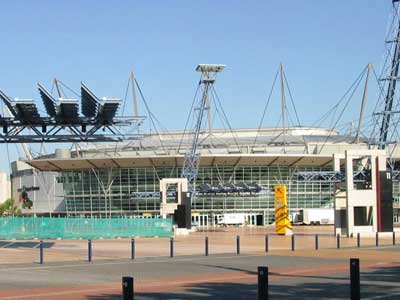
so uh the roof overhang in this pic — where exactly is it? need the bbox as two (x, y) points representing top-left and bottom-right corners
(25, 153), (335, 172)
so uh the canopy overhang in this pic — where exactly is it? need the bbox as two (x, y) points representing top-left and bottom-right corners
(25, 153), (335, 172)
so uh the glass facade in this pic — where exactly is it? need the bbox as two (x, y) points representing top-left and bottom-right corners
(59, 165), (336, 224)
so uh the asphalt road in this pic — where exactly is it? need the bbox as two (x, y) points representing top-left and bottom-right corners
(0, 252), (398, 299)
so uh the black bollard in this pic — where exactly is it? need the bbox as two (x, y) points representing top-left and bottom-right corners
(357, 232), (360, 248)
(122, 276), (134, 300)
(291, 234), (295, 251)
(88, 239), (92, 262)
(39, 240), (44, 264)
(337, 234), (340, 249)
(131, 238), (135, 260)
(236, 235), (240, 255)
(265, 234), (269, 253)
(170, 237), (174, 258)
(376, 232), (379, 247)
(350, 258), (360, 300)
(257, 266), (269, 300)
(393, 231), (396, 246)
(205, 237), (209, 256)
(315, 234), (319, 250)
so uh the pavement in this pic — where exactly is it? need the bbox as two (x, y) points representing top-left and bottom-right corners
(0, 226), (398, 299)
(0, 247), (398, 299)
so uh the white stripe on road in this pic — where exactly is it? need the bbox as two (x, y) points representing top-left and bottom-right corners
(0, 253), (265, 271)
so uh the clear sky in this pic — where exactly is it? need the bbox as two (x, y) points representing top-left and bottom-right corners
(0, 1), (392, 173)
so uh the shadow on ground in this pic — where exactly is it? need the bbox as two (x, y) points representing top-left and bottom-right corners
(85, 265), (400, 300)
(0, 240), (54, 249)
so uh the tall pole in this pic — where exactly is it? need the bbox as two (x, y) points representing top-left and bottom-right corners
(54, 78), (64, 98)
(205, 92), (212, 138)
(355, 64), (371, 143)
(379, 10), (400, 149)
(131, 71), (139, 118)
(280, 63), (286, 152)
(131, 71), (140, 135)
(181, 64), (225, 220)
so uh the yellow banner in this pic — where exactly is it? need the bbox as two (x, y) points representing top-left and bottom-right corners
(274, 185), (292, 235)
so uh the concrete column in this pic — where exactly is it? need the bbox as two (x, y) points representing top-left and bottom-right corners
(345, 152), (354, 236)
(333, 154), (341, 172)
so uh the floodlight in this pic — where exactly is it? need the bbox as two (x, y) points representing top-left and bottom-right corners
(195, 64), (226, 73)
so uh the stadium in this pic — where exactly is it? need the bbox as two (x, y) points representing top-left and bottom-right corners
(9, 124), (400, 226)
(5, 58), (400, 229)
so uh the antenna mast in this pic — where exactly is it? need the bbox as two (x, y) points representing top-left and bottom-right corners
(181, 64), (225, 196)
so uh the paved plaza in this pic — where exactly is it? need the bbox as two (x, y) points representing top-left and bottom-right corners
(0, 226), (398, 299)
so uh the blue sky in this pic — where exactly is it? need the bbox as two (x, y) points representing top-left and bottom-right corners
(0, 1), (392, 172)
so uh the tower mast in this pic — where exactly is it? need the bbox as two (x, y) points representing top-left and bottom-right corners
(181, 64), (225, 200)
(378, 0), (400, 148)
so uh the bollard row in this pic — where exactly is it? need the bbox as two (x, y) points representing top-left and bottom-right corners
(33, 231), (398, 264)
(122, 258), (365, 300)
(257, 258), (360, 300)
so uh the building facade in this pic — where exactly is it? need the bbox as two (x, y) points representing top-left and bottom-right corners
(11, 127), (400, 225)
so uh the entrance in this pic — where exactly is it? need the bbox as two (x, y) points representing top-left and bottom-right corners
(191, 215), (208, 226)
(244, 213), (264, 226)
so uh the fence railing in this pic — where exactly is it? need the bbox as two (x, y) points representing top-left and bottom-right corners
(0, 217), (173, 239)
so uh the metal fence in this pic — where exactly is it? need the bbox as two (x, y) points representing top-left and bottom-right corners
(0, 217), (172, 239)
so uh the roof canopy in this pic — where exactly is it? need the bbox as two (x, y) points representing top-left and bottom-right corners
(25, 153), (334, 171)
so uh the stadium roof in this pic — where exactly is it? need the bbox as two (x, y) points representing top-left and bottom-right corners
(25, 153), (336, 171)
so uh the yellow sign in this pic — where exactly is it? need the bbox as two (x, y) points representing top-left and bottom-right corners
(143, 212), (152, 217)
(274, 185), (292, 235)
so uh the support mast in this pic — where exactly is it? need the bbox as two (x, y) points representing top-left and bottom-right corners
(181, 64), (225, 199)
(280, 63), (286, 152)
(355, 64), (371, 143)
(379, 1), (400, 148)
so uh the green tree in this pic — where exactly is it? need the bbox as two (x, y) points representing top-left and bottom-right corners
(0, 198), (22, 217)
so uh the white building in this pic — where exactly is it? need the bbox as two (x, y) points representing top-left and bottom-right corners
(0, 172), (11, 204)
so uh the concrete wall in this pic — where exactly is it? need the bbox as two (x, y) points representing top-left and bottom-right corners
(0, 172), (11, 204)
(11, 161), (65, 215)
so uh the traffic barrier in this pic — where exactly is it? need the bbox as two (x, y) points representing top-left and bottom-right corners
(88, 239), (92, 262)
(257, 266), (269, 300)
(170, 237), (174, 258)
(131, 238), (135, 260)
(291, 235), (295, 251)
(39, 240), (44, 264)
(336, 234), (340, 249)
(350, 258), (360, 300)
(122, 276), (134, 300)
